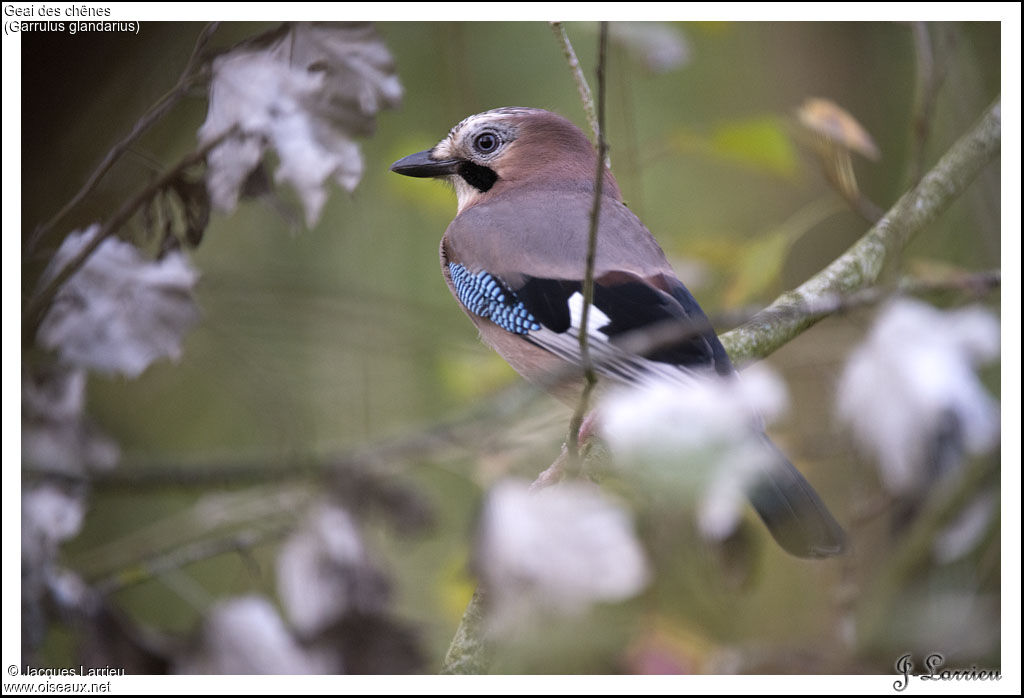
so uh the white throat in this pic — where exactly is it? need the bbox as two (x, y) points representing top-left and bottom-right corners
(452, 176), (486, 214)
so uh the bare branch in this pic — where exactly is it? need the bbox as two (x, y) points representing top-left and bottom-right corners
(95, 528), (281, 596)
(906, 22), (956, 188)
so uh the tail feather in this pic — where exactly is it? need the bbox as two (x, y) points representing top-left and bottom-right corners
(747, 437), (847, 558)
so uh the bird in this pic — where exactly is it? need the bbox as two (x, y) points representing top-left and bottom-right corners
(390, 107), (846, 558)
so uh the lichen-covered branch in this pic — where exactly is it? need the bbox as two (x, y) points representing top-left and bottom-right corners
(721, 98), (1001, 365)
(439, 589), (494, 674)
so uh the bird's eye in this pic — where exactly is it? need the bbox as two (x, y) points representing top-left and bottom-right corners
(473, 132), (500, 154)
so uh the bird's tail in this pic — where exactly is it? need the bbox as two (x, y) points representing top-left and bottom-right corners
(747, 437), (847, 558)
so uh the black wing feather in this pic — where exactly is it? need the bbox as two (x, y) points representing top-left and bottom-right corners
(510, 272), (729, 376)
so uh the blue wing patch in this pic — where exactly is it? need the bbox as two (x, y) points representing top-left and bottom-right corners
(448, 263), (542, 335)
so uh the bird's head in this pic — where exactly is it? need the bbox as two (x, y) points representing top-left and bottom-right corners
(390, 107), (619, 213)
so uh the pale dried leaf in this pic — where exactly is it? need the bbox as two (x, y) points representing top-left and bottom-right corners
(22, 484), (87, 571)
(176, 596), (338, 674)
(199, 22), (402, 226)
(601, 366), (789, 542)
(932, 490), (996, 564)
(797, 97), (880, 160)
(475, 479), (649, 633)
(22, 365), (120, 474)
(284, 22), (404, 132)
(37, 225), (200, 378)
(836, 299), (1000, 495)
(610, 22), (690, 74)
(276, 503), (388, 637)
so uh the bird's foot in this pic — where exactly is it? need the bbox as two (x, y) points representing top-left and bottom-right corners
(529, 411), (601, 491)
(530, 444), (570, 492)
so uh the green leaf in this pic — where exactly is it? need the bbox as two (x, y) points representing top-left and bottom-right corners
(669, 116), (798, 178)
(724, 197), (845, 306)
(723, 226), (796, 307)
(710, 116), (798, 177)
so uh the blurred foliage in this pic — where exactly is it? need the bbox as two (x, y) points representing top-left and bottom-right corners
(20, 20), (1001, 674)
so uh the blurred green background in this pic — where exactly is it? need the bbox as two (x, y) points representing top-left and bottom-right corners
(21, 21), (1001, 673)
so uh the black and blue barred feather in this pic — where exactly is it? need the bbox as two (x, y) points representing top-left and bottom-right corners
(448, 263), (542, 335)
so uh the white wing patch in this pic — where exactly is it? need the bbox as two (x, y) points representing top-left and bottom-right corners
(527, 291), (705, 390)
(567, 291), (613, 339)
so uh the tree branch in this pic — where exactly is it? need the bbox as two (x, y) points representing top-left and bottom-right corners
(439, 588), (494, 674)
(721, 98), (1001, 365)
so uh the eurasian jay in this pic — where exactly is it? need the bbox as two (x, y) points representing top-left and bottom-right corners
(390, 107), (846, 558)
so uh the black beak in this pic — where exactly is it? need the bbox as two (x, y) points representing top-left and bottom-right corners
(389, 149), (461, 178)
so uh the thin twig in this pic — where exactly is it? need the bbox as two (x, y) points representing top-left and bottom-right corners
(440, 22), (612, 676)
(905, 21), (955, 189)
(721, 98), (1001, 365)
(550, 22), (599, 145)
(567, 21), (609, 464)
(907, 22), (936, 187)
(94, 528), (283, 596)
(26, 22), (220, 254)
(549, 21), (610, 167)
(72, 482), (312, 583)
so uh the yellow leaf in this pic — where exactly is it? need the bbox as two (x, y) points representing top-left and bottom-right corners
(669, 117), (798, 178)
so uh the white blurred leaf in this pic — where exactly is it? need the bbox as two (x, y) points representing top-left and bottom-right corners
(276, 503), (387, 637)
(610, 22), (690, 73)
(37, 225), (200, 378)
(836, 299), (999, 495)
(600, 366), (788, 541)
(932, 490), (996, 564)
(199, 22), (402, 226)
(474, 479), (649, 633)
(176, 596), (337, 674)
(22, 365), (119, 474)
(22, 484), (87, 570)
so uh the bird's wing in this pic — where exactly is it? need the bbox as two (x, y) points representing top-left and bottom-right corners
(443, 189), (846, 558)
(443, 189), (733, 385)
